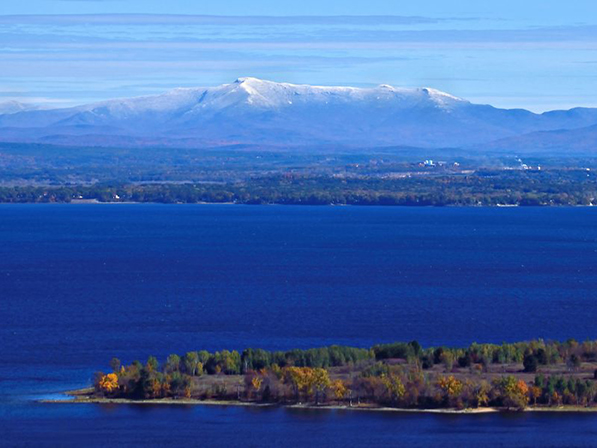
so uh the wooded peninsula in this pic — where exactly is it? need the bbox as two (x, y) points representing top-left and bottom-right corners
(75, 339), (597, 412)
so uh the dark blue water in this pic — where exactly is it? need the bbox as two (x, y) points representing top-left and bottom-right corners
(1, 204), (597, 447)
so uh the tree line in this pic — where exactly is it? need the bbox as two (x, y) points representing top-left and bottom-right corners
(93, 339), (597, 410)
(1, 169), (596, 206)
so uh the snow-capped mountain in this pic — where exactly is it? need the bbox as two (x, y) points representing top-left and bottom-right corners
(1, 77), (597, 150)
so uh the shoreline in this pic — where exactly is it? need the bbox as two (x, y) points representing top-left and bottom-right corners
(39, 389), (597, 414)
(2, 201), (596, 208)
(39, 396), (497, 414)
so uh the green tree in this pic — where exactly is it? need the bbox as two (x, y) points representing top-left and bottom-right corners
(166, 354), (181, 373)
(146, 356), (159, 372)
(183, 352), (200, 376)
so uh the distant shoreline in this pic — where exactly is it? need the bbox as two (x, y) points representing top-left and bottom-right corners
(3, 167), (597, 207)
(7, 200), (597, 208)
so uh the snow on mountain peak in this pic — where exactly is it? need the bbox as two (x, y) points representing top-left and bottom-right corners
(0, 78), (473, 141)
(234, 77), (263, 84)
(41, 78), (469, 120)
(188, 78), (469, 112)
(421, 87), (468, 105)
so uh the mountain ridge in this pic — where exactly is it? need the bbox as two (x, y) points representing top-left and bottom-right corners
(1, 78), (597, 152)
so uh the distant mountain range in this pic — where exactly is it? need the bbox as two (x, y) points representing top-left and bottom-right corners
(1, 77), (596, 153)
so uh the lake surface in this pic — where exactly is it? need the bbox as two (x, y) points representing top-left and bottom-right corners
(1, 204), (597, 447)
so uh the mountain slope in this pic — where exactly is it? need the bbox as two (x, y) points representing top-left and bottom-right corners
(481, 123), (597, 154)
(1, 78), (596, 149)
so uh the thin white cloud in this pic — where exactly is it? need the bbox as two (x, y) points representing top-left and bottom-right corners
(0, 14), (446, 26)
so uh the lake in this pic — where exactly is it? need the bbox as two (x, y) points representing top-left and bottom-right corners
(1, 204), (597, 446)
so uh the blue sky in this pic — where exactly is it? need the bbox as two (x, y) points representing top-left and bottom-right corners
(1, 1), (596, 111)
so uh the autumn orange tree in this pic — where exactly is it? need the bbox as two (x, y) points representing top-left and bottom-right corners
(98, 373), (119, 394)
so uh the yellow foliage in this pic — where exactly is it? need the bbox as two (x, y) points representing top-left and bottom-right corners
(284, 367), (313, 393)
(438, 375), (463, 397)
(251, 376), (263, 391)
(332, 380), (348, 400)
(312, 368), (331, 392)
(99, 373), (119, 393)
(476, 381), (491, 406)
(381, 374), (406, 400)
(283, 367), (330, 396)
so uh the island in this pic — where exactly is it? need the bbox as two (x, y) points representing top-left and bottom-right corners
(52, 339), (597, 413)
